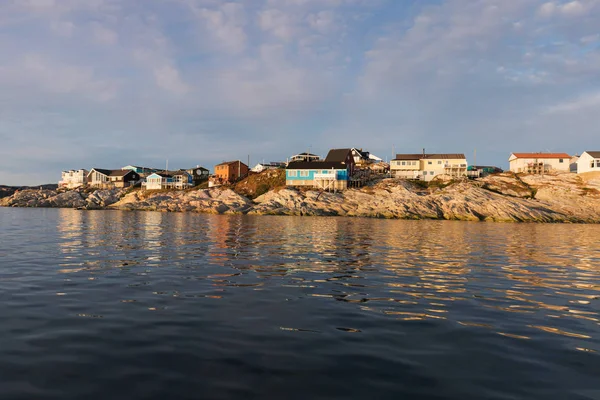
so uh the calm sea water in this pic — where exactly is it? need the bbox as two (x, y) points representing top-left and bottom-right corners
(1, 208), (600, 399)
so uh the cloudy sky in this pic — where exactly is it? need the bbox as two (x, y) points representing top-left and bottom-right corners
(1, 0), (599, 185)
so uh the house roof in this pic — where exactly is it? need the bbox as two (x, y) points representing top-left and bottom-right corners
(425, 154), (466, 159)
(511, 152), (570, 159)
(351, 148), (370, 158)
(325, 148), (352, 162)
(150, 170), (190, 177)
(109, 169), (137, 177)
(215, 160), (248, 167)
(292, 152), (319, 157)
(394, 154), (423, 160)
(286, 161), (347, 170)
(584, 151), (600, 158)
(90, 168), (113, 176)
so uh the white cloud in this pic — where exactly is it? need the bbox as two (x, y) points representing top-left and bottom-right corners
(91, 22), (118, 45)
(50, 20), (75, 36)
(193, 2), (247, 53)
(153, 64), (189, 95)
(258, 9), (297, 41)
(545, 91), (600, 114)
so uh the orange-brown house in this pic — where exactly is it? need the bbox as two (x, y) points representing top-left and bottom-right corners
(214, 160), (249, 183)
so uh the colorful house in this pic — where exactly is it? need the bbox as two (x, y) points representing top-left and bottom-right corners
(509, 153), (571, 174)
(214, 160), (249, 184)
(143, 171), (193, 190)
(286, 148), (355, 190)
(286, 161), (350, 190)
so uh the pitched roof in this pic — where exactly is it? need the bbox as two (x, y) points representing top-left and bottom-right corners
(584, 151), (600, 158)
(150, 170), (190, 178)
(109, 169), (137, 177)
(90, 168), (112, 176)
(325, 148), (352, 162)
(511, 152), (570, 159)
(292, 152), (319, 157)
(286, 161), (347, 170)
(393, 153), (466, 160)
(215, 160), (248, 167)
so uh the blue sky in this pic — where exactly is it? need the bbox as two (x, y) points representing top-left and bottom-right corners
(1, 0), (599, 185)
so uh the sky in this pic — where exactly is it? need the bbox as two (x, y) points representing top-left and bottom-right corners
(0, 0), (599, 185)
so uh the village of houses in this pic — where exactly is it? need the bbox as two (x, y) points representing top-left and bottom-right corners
(58, 148), (600, 193)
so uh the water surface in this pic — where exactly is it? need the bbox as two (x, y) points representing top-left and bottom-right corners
(1, 208), (599, 399)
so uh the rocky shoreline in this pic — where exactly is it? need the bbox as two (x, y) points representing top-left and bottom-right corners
(2, 173), (599, 223)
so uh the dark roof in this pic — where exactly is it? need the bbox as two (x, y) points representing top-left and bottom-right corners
(352, 148), (369, 158)
(90, 168), (112, 176)
(394, 154), (423, 160)
(186, 166), (209, 171)
(109, 169), (137, 177)
(293, 152), (319, 157)
(585, 151), (600, 158)
(151, 170), (190, 177)
(215, 160), (248, 167)
(325, 148), (352, 162)
(286, 161), (346, 170)
(394, 153), (466, 160)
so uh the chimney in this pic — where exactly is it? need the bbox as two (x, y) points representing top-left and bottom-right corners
(422, 148), (425, 157)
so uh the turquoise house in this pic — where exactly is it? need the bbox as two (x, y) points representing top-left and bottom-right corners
(121, 165), (162, 175)
(286, 161), (350, 190)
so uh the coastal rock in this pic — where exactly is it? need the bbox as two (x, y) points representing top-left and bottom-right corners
(109, 187), (253, 214)
(0, 188), (122, 209)
(2, 173), (600, 223)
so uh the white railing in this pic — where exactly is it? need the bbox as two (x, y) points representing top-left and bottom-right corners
(314, 172), (337, 180)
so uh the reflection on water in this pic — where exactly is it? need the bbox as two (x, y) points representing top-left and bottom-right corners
(1, 208), (600, 399)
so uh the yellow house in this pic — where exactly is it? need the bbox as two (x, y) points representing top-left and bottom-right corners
(391, 153), (468, 181)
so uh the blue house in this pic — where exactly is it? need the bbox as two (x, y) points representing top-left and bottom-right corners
(121, 165), (162, 175)
(286, 161), (350, 191)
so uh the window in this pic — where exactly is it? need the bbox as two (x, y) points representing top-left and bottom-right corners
(428, 161), (432, 165)
(288, 170), (297, 177)
(438, 161), (442, 164)
(402, 161), (406, 166)
(559, 159), (564, 163)
(596, 160), (600, 168)
(413, 161), (417, 166)
(430, 171), (434, 175)
(300, 170), (309, 177)
(423, 171), (427, 176)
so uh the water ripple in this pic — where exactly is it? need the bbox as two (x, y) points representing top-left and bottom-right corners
(0, 208), (599, 399)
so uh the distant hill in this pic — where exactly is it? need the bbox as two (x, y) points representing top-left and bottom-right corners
(0, 184), (58, 199)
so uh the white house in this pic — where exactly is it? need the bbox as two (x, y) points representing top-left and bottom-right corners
(508, 153), (571, 174)
(390, 153), (468, 182)
(59, 169), (88, 189)
(143, 171), (193, 190)
(251, 162), (285, 173)
(576, 151), (600, 174)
